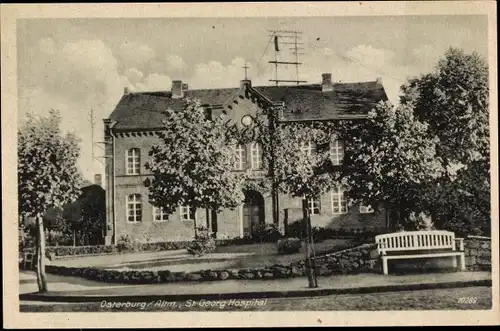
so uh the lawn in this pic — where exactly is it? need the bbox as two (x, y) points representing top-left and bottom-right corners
(19, 286), (492, 312)
(51, 239), (354, 273)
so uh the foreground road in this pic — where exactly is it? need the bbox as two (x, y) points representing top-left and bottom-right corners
(20, 286), (492, 312)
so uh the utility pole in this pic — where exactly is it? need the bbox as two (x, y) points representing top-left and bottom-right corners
(302, 196), (318, 288)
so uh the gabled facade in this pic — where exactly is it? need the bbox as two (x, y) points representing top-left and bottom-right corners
(103, 74), (389, 244)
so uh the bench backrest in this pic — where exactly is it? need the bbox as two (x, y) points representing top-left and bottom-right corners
(375, 230), (456, 254)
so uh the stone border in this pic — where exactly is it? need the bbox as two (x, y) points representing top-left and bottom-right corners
(45, 244), (381, 284)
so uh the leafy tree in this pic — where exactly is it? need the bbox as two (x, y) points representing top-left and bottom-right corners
(336, 101), (444, 230)
(18, 110), (82, 292)
(144, 98), (246, 237)
(400, 47), (489, 167)
(400, 47), (490, 234)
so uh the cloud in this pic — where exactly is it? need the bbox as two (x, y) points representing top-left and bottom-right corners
(165, 54), (187, 73)
(125, 68), (144, 83)
(134, 73), (172, 92)
(117, 41), (155, 69)
(346, 44), (396, 70)
(188, 57), (248, 89)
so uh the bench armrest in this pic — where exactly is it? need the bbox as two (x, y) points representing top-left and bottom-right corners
(454, 238), (464, 251)
(376, 241), (387, 255)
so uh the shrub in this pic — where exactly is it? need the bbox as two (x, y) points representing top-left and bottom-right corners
(254, 223), (282, 242)
(277, 238), (302, 254)
(186, 227), (216, 256)
(116, 235), (142, 252)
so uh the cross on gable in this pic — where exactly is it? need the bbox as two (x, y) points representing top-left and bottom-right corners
(243, 61), (250, 80)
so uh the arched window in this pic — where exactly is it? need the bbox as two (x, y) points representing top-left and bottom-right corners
(126, 148), (141, 175)
(126, 194), (142, 223)
(234, 144), (246, 170)
(250, 142), (262, 170)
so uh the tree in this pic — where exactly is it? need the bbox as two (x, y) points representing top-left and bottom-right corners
(144, 98), (246, 237)
(336, 101), (444, 230)
(400, 47), (490, 234)
(18, 110), (82, 292)
(400, 47), (489, 167)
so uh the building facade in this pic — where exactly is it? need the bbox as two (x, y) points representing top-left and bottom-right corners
(103, 73), (389, 244)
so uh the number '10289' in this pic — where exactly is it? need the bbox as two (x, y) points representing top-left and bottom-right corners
(458, 297), (478, 304)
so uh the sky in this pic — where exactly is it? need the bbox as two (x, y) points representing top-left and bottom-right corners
(16, 15), (488, 183)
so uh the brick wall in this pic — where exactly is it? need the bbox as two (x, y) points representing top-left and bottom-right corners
(464, 236), (491, 271)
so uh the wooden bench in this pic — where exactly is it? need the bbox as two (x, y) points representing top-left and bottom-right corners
(375, 230), (466, 275)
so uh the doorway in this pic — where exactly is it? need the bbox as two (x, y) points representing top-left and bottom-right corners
(242, 190), (265, 237)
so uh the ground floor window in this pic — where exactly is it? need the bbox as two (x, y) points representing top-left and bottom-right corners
(359, 204), (374, 214)
(308, 197), (320, 215)
(153, 206), (169, 222)
(331, 188), (348, 214)
(126, 194), (142, 223)
(180, 205), (196, 221)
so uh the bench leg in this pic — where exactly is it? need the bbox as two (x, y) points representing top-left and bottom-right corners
(452, 255), (457, 269)
(459, 254), (466, 271)
(382, 257), (388, 275)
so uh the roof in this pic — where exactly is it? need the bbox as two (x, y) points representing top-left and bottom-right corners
(108, 81), (387, 130)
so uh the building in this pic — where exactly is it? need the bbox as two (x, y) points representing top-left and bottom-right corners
(103, 73), (389, 244)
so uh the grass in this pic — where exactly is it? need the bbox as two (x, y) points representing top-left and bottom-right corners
(53, 239), (354, 272)
(19, 286), (492, 312)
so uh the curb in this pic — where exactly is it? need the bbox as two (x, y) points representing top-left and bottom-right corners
(19, 279), (492, 303)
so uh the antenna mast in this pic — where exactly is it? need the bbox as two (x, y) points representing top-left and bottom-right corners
(267, 29), (306, 86)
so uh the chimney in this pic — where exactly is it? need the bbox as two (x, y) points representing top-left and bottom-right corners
(322, 73), (333, 92)
(124, 86), (129, 95)
(94, 174), (102, 187)
(376, 77), (383, 85)
(171, 80), (184, 99)
(182, 83), (189, 92)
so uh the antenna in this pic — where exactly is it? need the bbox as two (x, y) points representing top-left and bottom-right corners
(90, 108), (106, 167)
(266, 29), (307, 86)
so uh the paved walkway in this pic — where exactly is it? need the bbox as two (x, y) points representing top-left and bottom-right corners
(20, 270), (491, 302)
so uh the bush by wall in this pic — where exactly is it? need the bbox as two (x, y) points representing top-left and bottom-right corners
(44, 243), (380, 284)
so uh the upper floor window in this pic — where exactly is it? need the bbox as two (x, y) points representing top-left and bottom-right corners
(234, 144), (246, 170)
(330, 138), (344, 166)
(126, 194), (142, 223)
(153, 206), (169, 222)
(250, 142), (262, 170)
(359, 204), (374, 214)
(308, 197), (321, 215)
(300, 141), (314, 157)
(180, 205), (196, 221)
(331, 188), (348, 214)
(126, 148), (141, 175)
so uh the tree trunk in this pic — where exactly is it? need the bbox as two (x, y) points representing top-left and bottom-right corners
(36, 214), (48, 292)
(193, 208), (198, 239)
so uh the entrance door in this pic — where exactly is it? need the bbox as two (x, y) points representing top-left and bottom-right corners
(243, 190), (265, 237)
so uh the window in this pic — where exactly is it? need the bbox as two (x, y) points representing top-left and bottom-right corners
(126, 148), (141, 175)
(331, 188), (348, 214)
(153, 206), (169, 222)
(250, 142), (262, 170)
(330, 138), (344, 166)
(300, 141), (314, 156)
(308, 197), (320, 215)
(126, 194), (142, 223)
(234, 144), (246, 170)
(180, 205), (196, 221)
(359, 204), (374, 214)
